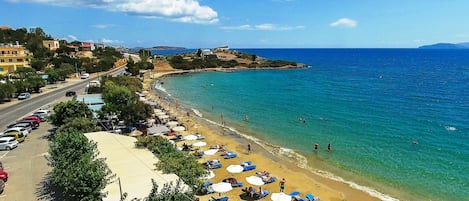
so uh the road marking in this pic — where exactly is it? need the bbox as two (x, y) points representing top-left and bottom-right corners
(0, 151), (9, 159)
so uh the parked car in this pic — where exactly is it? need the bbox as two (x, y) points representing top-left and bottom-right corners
(65, 91), (76, 97)
(31, 113), (47, 121)
(0, 169), (8, 182)
(80, 73), (90, 79)
(34, 109), (51, 116)
(2, 132), (25, 143)
(0, 136), (19, 150)
(17, 119), (39, 129)
(17, 92), (31, 100)
(0, 179), (4, 194)
(7, 122), (32, 133)
(22, 115), (41, 124)
(1, 127), (29, 137)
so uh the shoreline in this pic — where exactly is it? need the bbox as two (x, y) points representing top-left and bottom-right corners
(144, 69), (394, 201)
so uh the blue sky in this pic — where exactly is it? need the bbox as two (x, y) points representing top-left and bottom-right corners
(2, 0), (469, 48)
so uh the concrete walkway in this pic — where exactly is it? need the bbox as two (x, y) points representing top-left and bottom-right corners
(84, 132), (188, 200)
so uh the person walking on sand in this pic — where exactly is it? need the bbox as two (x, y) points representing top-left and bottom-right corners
(247, 143), (251, 154)
(279, 178), (286, 192)
(327, 143), (331, 152)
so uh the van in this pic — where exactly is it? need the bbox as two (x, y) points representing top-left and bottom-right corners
(2, 131), (25, 143)
(0, 136), (19, 150)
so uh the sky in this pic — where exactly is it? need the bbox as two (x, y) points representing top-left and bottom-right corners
(2, 0), (469, 48)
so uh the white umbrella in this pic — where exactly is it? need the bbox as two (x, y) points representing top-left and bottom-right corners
(158, 115), (169, 119)
(166, 121), (179, 127)
(246, 176), (265, 186)
(184, 134), (198, 140)
(172, 126), (186, 132)
(271, 192), (292, 201)
(226, 165), (243, 174)
(193, 141), (207, 147)
(154, 109), (163, 113)
(155, 111), (166, 116)
(211, 182), (233, 193)
(199, 170), (215, 180)
(204, 149), (219, 156)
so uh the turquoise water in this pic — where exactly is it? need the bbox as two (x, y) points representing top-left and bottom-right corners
(158, 49), (469, 201)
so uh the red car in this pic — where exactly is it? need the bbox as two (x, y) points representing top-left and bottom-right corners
(0, 170), (8, 182)
(22, 116), (41, 124)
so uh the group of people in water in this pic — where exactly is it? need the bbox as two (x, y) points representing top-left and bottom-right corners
(314, 143), (332, 152)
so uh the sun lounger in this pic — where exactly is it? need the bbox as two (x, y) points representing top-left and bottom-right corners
(222, 177), (243, 188)
(241, 161), (256, 171)
(263, 176), (277, 184)
(256, 171), (270, 177)
(201, 181), (214, 195)
(223, 151), (237, 159)
(255, 190), (269, 199)
(209, 196), (229, 201)
(306, 193), (319, 201)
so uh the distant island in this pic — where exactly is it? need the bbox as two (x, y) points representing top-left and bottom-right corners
(419, 42), (469, 49)
(149, 46), (186, 50)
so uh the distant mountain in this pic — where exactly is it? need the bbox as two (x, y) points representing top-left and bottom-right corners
(419, 42), (469, 49)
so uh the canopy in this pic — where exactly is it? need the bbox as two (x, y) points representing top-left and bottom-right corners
(147, 125), (170, 135)
(158, 115), (169, 119)
(246, 176), (265, 186)
(184, 134), (198, 140)
(166, 121), (179, 127)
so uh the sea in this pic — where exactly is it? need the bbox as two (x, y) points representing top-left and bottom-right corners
(152, 48), (469, 201)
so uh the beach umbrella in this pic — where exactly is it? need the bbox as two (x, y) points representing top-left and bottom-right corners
(172, 126), (186, 132)
(199, 170), (215, 180)
(184, 134), (198, 141)
(271, 192), (292, 201)
(246, 176), (265, 186)
(155, 111), (166, 116)
(166, 121), (179, 127)
(154, 109), (163, 113)
(204, 149), (219, 156)
(211, 182), (233, 193)
(193, 141), (207, 147)
(158, 115), (169, 119)
(226, 165), (243, 174)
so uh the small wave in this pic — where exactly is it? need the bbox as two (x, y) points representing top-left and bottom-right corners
(154, 83), (171, 96)
(445, 126), (457, 131)
(192, 108), (203, 117)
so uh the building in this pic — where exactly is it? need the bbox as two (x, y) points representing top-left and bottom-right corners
(42, 39), (60, 51)
(0, 43), (31, 75)
(214, 45), (229, 52)
(80, 42), (95, 51)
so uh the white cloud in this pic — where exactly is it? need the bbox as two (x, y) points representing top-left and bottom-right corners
(8, 0), (218, 24)
(330, 18), (357, 28)
(91, 24), (116, 29)
(67, 35), (78, 41)
(221, 24), (304, 31)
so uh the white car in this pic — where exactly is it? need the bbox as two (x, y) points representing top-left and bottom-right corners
(0, 137), (18, 151)
(1, 127), (29, 137)
(80, 73), (90, 79)
(34, 109), (51, 116)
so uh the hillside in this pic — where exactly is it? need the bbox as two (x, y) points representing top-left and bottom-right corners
(418, 42), (469, 49)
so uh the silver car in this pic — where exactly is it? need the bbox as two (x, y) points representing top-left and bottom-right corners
(0, 137), (18, 151)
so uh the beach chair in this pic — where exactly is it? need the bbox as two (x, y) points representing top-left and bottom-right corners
(241, 161), (256, 171)
(256, 190), (269, 199)
(256, 171), (270, 177)
(263, 176), (277, 184)
(306, 193), (319, 201)
(224, 151), (237, 159)
(201, 181), (214, 195)
(209, 196), (229, 201)
(222, 177), (243, 187)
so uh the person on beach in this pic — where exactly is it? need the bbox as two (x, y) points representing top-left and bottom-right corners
(248, 143), (251, 154)
(279, 178), (286, 192)
(314, 143), (319, 151)
(327, 143), (331, 152)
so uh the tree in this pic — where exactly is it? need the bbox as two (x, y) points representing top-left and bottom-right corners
(50, 100), (94, 127)
(139, 49), (151, 62)
(15, 67), (37, 79)
(145, 179), (194, 201)
(47, 129), (113, 201)
(0, 83), (16, 102)
(56, 117), (100, 134)
(102, 81), (137, 114)
(25, 75), (45, 92)
(13, 80), (29, 93)
(196, 48), (202, 57)
(120, 101), (153, 126)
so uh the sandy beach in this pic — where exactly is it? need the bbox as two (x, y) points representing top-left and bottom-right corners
(143, 70), (381, 201)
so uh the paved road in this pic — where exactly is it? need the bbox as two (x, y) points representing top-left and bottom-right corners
(0, 67), (125, 200)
